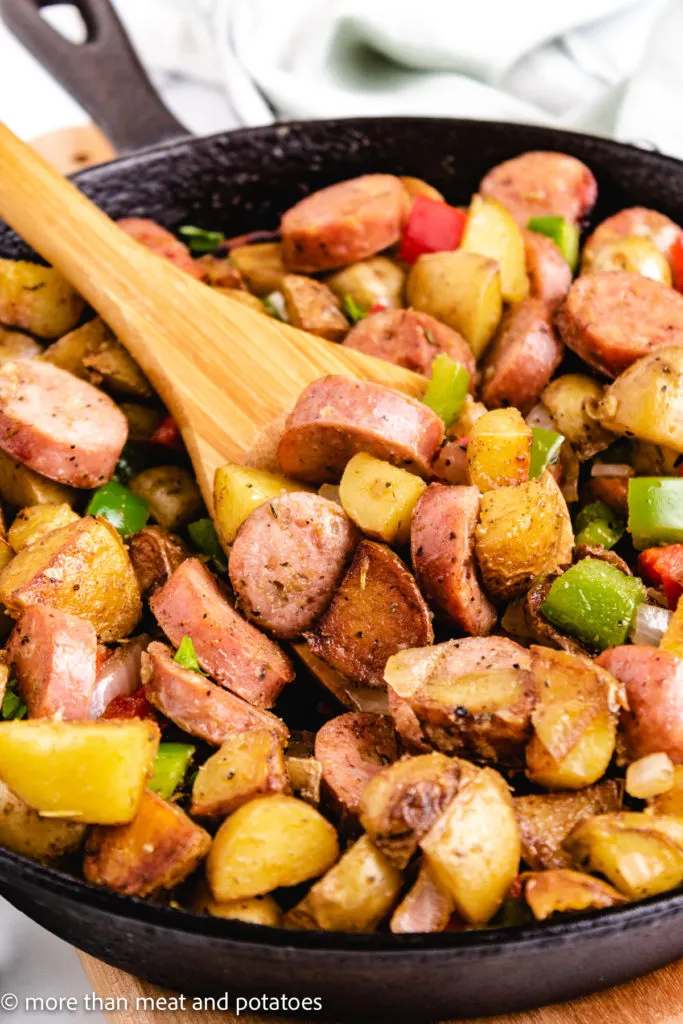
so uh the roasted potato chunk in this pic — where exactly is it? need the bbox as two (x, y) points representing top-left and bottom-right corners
(84, 789), (211, 897)
(0, 779), (85, 863)
(119, 403), (163, 441)
(474, 473), (574, 602)
(541, 374), (615, 461)
(0, 720), (159, 824)
(129, 466), (202, 532)
(128, 526), (188, 597)
(0, 449), (77, 508)
(0, 258), (85, 338)
(565, 812), (683, 899)
(7, 503), (79, 552)
(282, 275), (349, 341)
(461, 195), (529, 303)
(230, 243), (286, 296)
(626, 753), (675, 800)
(191, 731), (289, 820)
(326, 256), (405, 311)
(206, 795), (339, 902)
(196, 254), (245, 290)
(359, 753), (463, 869)
(285, 756), (323, 807)
(0, 515), (142, 640)
(43, 317), (152, 398)
(522, 868), (626, 921)
(467, 408), (532, 491)
(286, 835), (402, 933)
(420, 764), (520, 925)
(585, 236), (672, 285)
(597, 347), (683, 451)
(339, 452), (426, 545)
(193, 883), (282, 925)
(390, 861), (455, 934)
(0, 328), (41, 365)
(649, 765), (683, 818)
(400, 177), (445, 203)
(213, 463), (307, 547)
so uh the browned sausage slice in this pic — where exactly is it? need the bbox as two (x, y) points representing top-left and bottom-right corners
(149, 558), (294, 708)
(0, 360), (128, 488)
(141, 641), (288, 746)
(278, 375), (444, 482)
(523, 231), (572, 308)
(556, 271), (683, 377)
(479, 298), (564, 414)
(229, 492), (358, 640)
(582, 207), (683, 272)
(281, 175), (407, 272)
(9, 605), (97, 720)
(411, 484), (496, 636)
(479, 151), (597, 228)
(307, 539), (434, 687)
(117, 218), (203, 279)
(343, 309), (476, 381)
(314, 712), (398, 826)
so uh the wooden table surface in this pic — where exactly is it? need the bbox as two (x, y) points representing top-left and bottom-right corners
(30, 123), (683, 1024)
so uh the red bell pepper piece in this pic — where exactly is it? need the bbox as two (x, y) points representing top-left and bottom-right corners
(102, 687), (160, 723)
(638, 544), (683, 608)
(367, 301), (388, 314)
(398, 196), (467, 264)
(149, 414), (183, 450)
(671, 236), (683, 292)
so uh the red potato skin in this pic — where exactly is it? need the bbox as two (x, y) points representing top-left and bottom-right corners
(281, 175), (407, 272)
(596, 645), (683, 763)
(479, 299), (564, 414)
(229, 492), (358, 640)
(141, 641), (288, 746)
(523, 231), (572, 309)
(343, 309), (476, 382)
(149, 558), (294, 709)
(411, 484), (496, 636)
(117, 218), (203, 279)
(9, 605), (97, 720)
(582, 207), (683, 271)
(278, 375), (444, 483)
(556, 271), (683, 378)
(479, 151), (597, 228)
(0, 360), (128, 488)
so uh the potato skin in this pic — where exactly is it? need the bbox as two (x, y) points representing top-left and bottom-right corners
(7, 503), (79, 552)
(522, 868), (626, 921)
(326, 256), (405, 310)
(282, 275), (349, 342)
(230, 242), (286, 296)
(193, 885), (282, 926)
(542, 374), (615, 462)
(191, 730), (289, 819)
(466, 407), (532, 492)
(596, 346), (683, 452)
(129, 466), (202, 532)
(0, 258), (85, 338)
(84, 789), (211, 897)
(0, 779), (85, 864)
(0, 449), (77, 508)
(0, 515), (142, 640)
(42, 317), (152, 399)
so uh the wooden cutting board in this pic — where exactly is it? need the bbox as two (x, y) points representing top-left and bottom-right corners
(31, 124), (683, 1024)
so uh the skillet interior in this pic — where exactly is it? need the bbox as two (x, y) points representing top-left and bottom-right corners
(1, 116), (683, 1019)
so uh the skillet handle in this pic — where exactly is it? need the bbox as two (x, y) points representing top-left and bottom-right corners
(0, 0), (188, 152)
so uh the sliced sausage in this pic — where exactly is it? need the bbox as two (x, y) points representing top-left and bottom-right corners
(117, 218), (203, 279)
(314, 712), (398, 827)
(278, 375), (444, 483)
(479, 298), (564, 414)
(128, 526), (189, 597)
(281, 174), (407, 272)
(229, 492), (358, 640)
(343, 309), (476, 381)
(582, 207), (683, 272)
(149, 557), (294, 708)
(0, 360), (128, 488)
(523, 231), (572, 308)
(411, 484), (496, 636)
(9, 606), (97, 720)
(556, 271), (683, 378)
(479, 151), (597, 227)
(307, 539), (434, 687)
(141, 641), (288, 746)
(430, 437), (469, 485)
(596, 646), (683, 763)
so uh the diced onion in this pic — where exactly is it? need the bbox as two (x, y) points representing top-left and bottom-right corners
(526, 403), (557, 432)
(629, 603), (672, 647)
(88, 634), (150, 718)
(626, 752), (675, 799)
(591, 463), (634, 478)
(383, 646), (441, 698)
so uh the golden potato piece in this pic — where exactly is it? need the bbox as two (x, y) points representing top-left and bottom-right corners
(541, 374), (615, 462)
(626, 753), (675, 800)
(597, 346), (683, 452)
(7, 503), (79, 553)
(339, 452), (426, 545)
(400, 177), (445, 204)
(0, 449), (77, 508)
(390, 861), (455, 934)
(421, 764), (520, 925)
(0, 515), (141, 640)
(129, 466), (202, 532)
(84, 789), (210, 897)
(586, 236), (672, 286)
(213, 463), (307, 547)
(0, 328), (41, 365)
(467, 408), (532, 492)
(206, 795), (339, 902)
(230, 243), (286, 296)
(326, 256), (405, 311)
(191, 730), (289, 819)
(0, 720), (159, 824)
(193, 883), (282, 926)
(43, 317), (152, 398)
(0, 779), (85, 864)
(522, 868), (626, 921)
(0, 258), (85, 338)
(282, 275), (348, 342)
(649, 764), (683, 818)
(461, 195), (529, 303)
(285, 755), (323, 806)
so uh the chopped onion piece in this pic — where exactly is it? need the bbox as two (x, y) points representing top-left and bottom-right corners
(626, 752), (675, 799)
(630, 603), (672, 647)
(384, 646), (441, 698)
(526, 403), (557, 432)
(591, 463), (634, 478)
(88, 634), (151, 718)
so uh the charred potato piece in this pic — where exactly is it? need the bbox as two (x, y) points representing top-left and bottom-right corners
(282, 275), (349, 342)
(522, 868), (626, 921)
(213, 463), (307, 547)
(0, 449), (77, 508)
(339, 452), (426, 545)
(128, 526), (189, 597)
(597, 346), (683, 452)
(191, 730), (289, 820)
(420, 764), (520, 925)
(359, 752), (463, 869)
(206, 795), (339, 902)
(0, 258), (85, 338)
(7, 503), (79, 552)
(193, 883), (282, 925)
(326, 256), (405, 311)
(467, 407), (532, 491)
(0, 328), (41, 365)
(196, 254), (245, 290)
(542, 375), (615, 461)
(43, 317), (152, 399)
(390, 861), (455, 934)
(230, 243), (286, 296)
(129, 466), (202, 532)
(0, 779), (85, 863)
(0, 515), (142, 640)
(474, 472), (574, 603)
(84, 789), (211, 897)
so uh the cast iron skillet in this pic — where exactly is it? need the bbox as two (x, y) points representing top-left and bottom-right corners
(1, 1), (683, 1019)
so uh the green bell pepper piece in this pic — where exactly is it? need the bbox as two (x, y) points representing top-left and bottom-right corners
(527, 215), (580, 271)
(174, 636), (206, 675)
(628, 477), (683, 550)
(541, 558), (646, 651)
(422, 353), (470, 429)
(178, 225), (225, 254)
(86, 480), (149, 537)
(341, 294), (368, 324)
(574, 500), (625, 550)
(1, 679), (26, 721)
(187, 518), (228, 573)
(148, 742), (196, 800)
(529, 426), (564, 479)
